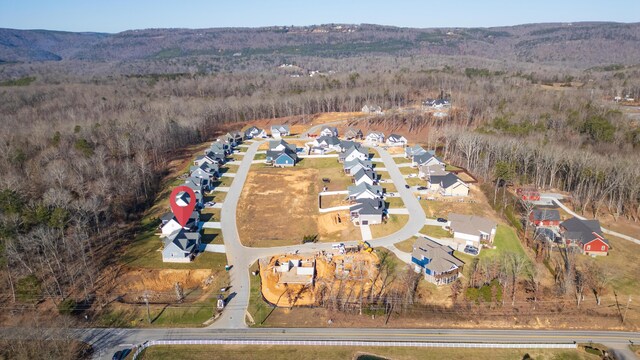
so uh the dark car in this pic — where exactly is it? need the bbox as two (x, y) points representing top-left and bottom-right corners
(463, 245), (479, 255)
(404, 184), (410, 189)
(417, 186), (428, 190)
(113, 349), (130, 360)
(436, 217), (447, 223)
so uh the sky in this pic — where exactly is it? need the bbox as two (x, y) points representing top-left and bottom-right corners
(0, 0), (639, 33)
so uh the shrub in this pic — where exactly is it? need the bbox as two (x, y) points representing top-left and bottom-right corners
(58, 298), (78, 315)
(16, 274), (41, 303)
(302, 234), (318, 244)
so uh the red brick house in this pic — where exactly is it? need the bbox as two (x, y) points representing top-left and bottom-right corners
(529, 209), (561, 227)
(517, 187), (540, 201)
(559, 217), (609, 256)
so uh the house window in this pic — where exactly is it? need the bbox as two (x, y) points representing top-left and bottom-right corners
(586, 245), (591, 250)
(601, 246), (605, 251)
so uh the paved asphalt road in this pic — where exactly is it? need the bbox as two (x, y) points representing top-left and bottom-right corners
(77, 327), (640, 359)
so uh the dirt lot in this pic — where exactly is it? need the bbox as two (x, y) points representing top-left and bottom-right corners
(421, 185), (502, 223)
(238, 158), (361, 246)
(260, 250), (380, 307)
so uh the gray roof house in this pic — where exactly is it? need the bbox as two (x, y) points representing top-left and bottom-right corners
(405, 145), (432, 158)
(428, 173), (469, 196)
(320, 126), (339, 137)
(365, 131), (385, 144)
(271, 125), (290, 138)
(160, 211), (200, 237)
(418, 163), (447, 179)
(349, 198), (385, 225)
(162, 230), (201, 263)
(386, 134), (408, 147)
(411, 237), (464, 285)
(344, 128), (364, 140)
(340, 146), (369, 163)
(314, 135), (342, 149)
(353, 168), (377, 186)
(559, 217), (609, 255)
(412, 152), (444, 168)
(266, 147), (298, 167)
(343, 158), (373, 175)
(244, 126), (268, 139)
(448, 213), (497, 249)
(269, 139), (296, 152)
(347, 183), (384, 201)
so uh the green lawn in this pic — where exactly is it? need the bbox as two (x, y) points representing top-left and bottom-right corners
(406, 177), (424, 186)
(298, 157), (352, 190)
(395, 236), (418, 253)
(589, 235), (640, 296)
(200, 208), (221, 222)
(202, 228), (223, 245)
(254, 153), (267, 160)
(445, 164), (463, 171)
(370, 215), (409, 238)
(211, 176), (234, 188)
(383, 183), (397, 193)
(140, 345), (599, 360)
(456, 225), (525, 262)
(206, 191), (227, 203)
(419, 225), (452, 238)
(247, 262), (274, 326)
(385, 197), (405, 208)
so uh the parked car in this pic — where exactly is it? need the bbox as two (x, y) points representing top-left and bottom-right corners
(417, 186), (428, 190)
(322, 178), (331, 183)
(463, 245), (479, 255)
(404, 184), (410, 189)
(436, 217), (447, 223)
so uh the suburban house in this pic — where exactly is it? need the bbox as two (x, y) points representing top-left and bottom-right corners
(271, 125), (290, 138)
(353, 168), (377, 186)
(320, 126), (339, 137)
(338, 140), (361, 153)
(559, 217), (609, 256)
(516, 188), (541, 201)
(340, 146), (369, 163)
(347, 183), (384, 201)
(386, 134), (408, 147)
(269, 139), (297, 152)
(194, 154), (217, 167)
(427, 173), (469, 197)
(225, 131), (244, 146)
(162, 229), (201, 263)
(185, 176), (209, 192)
(418, 163), (447, 179)
(343, 159), (373, 175)
(530, 209), (561, 227)
(361, 104), (383, 114)
(203, 151), (226, 165)
(349, 198), (386, 225)
(160, 211), (200, 237)
(344, 128), (364, 140)
(365, 131), (385, 144)
(244, 126), (268, 139)
(411, 237), (464, 285)
(405, 145), (430, 158)
(448, 213), (497, 251)
(313, 135), (342, 151)
(412, 152), (444, 168)
(190, 162), (219, 180)
(266, 148), (298, 167)
(215, 138), (234, 152)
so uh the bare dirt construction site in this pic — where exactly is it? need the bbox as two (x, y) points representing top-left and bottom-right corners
(259, 249), (380, 307)
(238, 159), (361, 246)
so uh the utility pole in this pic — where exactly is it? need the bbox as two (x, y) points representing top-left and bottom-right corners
(143, 291), (151, 324)
(622, 296), (632, 324)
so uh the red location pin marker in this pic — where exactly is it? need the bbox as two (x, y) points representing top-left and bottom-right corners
(169, 185), (197, 228)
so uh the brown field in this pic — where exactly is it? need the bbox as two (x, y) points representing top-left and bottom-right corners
(258, 139), (309, 150)
(319, 194), (348, 208)
(370, 215), (409, 238)
(421, 185), (501, 223)
(140, 345), (598, 360)
(386, 146), (406, 154)
(237, 167), (319, 246)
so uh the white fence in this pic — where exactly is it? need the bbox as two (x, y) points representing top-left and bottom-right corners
(131, 339), (576, 359)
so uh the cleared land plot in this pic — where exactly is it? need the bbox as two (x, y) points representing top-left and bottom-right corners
(370, 214), (409, 238)
(320, 194), (349, 208)
(420, 186), (500, 223)
(585, 234), (640, 297)
(237, 158), (360, 246)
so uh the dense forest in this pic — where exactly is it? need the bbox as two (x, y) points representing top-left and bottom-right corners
(0, 23), (639, 326)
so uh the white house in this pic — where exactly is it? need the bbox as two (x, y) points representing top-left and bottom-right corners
(342, 146), (369, 163)
(319, 126), (338, 137)
(347, 183), (383, 201)
(160, 211), (199, 237)
(271, 125), (290, 138)
(313, 135), (342, 151)
(386, 134), (408, 147)
(412, 152), (444, 168)
(365, 131), (385, 144)
(353, 168), (377, 186)
(162, 230), (201, 263)
(428, 173), (469, 197)
(361, 105), (383, 114)
(244, 126), (268, 139)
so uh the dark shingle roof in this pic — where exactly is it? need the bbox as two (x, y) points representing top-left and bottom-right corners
(532, 209), (561, 222)
(560, 217), (607, 245)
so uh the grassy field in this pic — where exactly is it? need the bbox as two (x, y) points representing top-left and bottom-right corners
(254, 153), (267, 160)
(201, 228), (223, 245)
(383, 183), (397, 193)
(395, 236), (418, 252)
(393, 156), (412, 164)
(454, 225), (525, 264)
(419, 225), (452, 238)
(586, 234), (640, 296)
(399, 166), (417, 175)
(406, 177), (424, 186)
(212, 176), (234, 188)
(385, 196), (405, 208)
(139, 345), (599, 360)
(445, 164), (463, 171)
(247, 262), (274, 326)
(370, 215), (409, 238)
